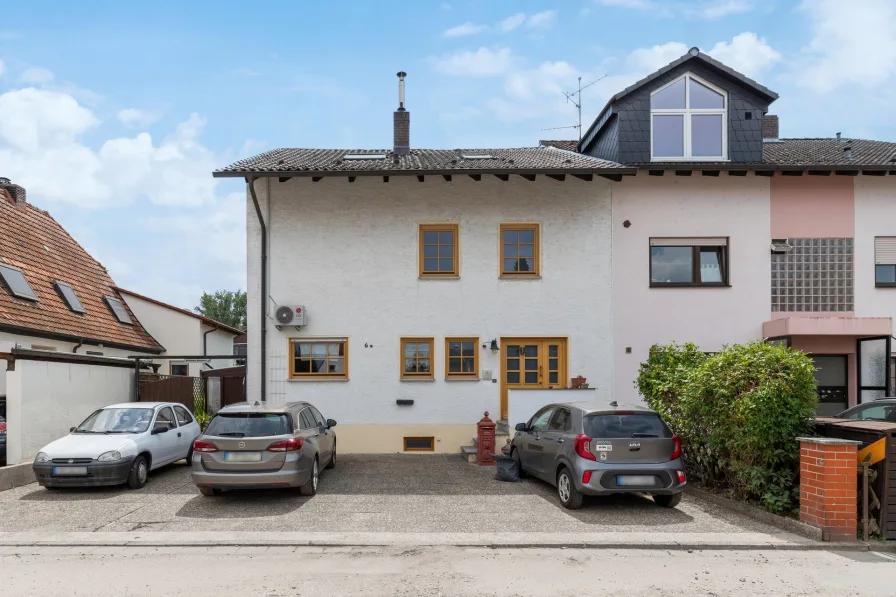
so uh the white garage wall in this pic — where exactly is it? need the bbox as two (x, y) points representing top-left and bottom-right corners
(5, 360), (135, 465)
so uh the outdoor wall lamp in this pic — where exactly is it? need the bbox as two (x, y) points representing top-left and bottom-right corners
(482, 339), (500, 354)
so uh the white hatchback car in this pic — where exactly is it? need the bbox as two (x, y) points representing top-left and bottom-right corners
(32, 402), (201, 489)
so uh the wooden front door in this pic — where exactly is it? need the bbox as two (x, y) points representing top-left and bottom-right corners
(500, 338), (568, 419)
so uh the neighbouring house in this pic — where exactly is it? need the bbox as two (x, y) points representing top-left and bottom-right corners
(116, 288), (243, 376)
(233, 333), (247, 366)
(216, 48), (896, 454)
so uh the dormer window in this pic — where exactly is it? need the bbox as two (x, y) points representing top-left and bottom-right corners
(650, 73), (727, 161)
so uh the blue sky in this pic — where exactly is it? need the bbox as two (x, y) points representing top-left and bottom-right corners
(2, 0), (895, 310)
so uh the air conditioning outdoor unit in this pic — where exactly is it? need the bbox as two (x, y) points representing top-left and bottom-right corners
(273, 304), (307, 330)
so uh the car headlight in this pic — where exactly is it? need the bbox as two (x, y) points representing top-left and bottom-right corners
(35, 452), (51, 463)
(97, 451), (122, 462)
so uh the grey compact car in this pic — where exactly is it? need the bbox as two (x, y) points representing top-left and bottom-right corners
(190, 401), (336, 497)
(510, 402), (686, 509)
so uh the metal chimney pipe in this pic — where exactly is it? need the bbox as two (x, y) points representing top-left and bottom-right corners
(397, 71), (407, 111)
(836, 132), (841, 142)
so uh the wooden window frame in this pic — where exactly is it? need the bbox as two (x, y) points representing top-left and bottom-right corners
(288, 337), (349, 380)
(649, 239), (730, 288)
(400, 337), (435, 380)
(499, 223), (540, 277)
(419, 223), (459, 277)
(445, 337), (479, 379)
(403, 436), (435, 452)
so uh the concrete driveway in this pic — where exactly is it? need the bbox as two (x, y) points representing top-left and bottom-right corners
(0, 455), (810, 546)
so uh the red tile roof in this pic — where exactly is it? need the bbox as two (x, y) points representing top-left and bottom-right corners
(0, 190), (164, 353)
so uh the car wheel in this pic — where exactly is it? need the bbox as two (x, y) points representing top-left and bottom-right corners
(184, 445), (194, 466)
(511, 448), (525, 478)
(198, 487), (221, 497)
(325, 441), (336, 470)
(127, 456), (148, 490)
(557, 466), (583, 510)
(653, 493), (682, 508)
(299, 457), (319, 496)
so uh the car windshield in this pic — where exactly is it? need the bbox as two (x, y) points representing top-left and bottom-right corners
(584, 413), (673, 439)
(204, 413), (292, 438)
(75, 408), (155, 434)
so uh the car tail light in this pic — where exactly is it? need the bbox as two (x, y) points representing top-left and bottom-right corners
(0, 422), (6, 435)
(670, 435), (682, 460)
(573, 434), (597, 461)
(582, 471), (593, 484)
(193, 439), (218, 453)
(677, 470), (687, 483)
(267, 438), (304, 452)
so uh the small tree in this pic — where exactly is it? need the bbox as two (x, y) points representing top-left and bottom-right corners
(195, 289), (246, 331)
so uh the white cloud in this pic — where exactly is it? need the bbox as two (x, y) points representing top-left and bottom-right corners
(0, 87), (99, 153)
(116, 108), (160, 128)
(429, 47), (515, 77)
(594, 0), (657, 8)
(796, 0), (896, 93)
(594, 0), (751, 19)
(500, 13), (526, 32)
(20, 67), (54, 85)
(706, 33), (780, 78)
(0, 59), (5, 77)
(627, 42), (690, 72)
(695, 0), (752, 19)
(526, 10), (557, 29)
(442, 22), (487, 37)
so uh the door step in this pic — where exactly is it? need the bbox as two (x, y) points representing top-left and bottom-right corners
(460, 432), (512, 463)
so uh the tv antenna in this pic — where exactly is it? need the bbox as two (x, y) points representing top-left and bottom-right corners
(542, 75), (607, 143)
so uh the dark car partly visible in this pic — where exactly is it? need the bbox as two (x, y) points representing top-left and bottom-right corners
(834, 399), (896, 422)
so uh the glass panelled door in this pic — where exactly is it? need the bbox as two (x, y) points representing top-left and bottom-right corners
(501, 338), (568, 419)
(858, 336), (891, 403)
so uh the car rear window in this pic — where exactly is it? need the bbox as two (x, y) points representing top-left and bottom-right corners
(205, 413), (292, 437)
(584, 413), (673, 439)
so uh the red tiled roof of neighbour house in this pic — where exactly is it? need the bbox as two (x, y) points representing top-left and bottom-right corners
(114, 287), (244, 336)
(0, 190), (164, 353)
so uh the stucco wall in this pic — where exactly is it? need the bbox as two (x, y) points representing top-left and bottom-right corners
(5, 360), (135, 465)
(120, 294), (201, 375)
(854, 176), (896, 327)
(202, 326), (238, 371)
(612, 172), (771, 403)
(770, 175), (855, 239)
(247, 175), (613, 428)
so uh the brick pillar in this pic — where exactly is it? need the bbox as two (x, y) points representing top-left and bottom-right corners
(798, 437), (860, 542)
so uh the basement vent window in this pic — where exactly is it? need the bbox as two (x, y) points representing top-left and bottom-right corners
(403, 437), (435, 452)
(55, 281), (86, 314)
(343, 154), (387, 160)
(104, 296), (133, 325)
(460, 154), (496, 160)
(0, 263), (39, 301)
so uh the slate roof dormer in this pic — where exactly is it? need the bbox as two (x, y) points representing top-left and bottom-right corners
(579, 47), (779, 165)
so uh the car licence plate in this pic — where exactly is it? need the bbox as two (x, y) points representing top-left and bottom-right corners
(224, 452), (262, 463)
(616, 475), (655, 486)
(52, 466), (88, 476)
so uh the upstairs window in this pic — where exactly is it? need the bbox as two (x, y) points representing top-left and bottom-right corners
(0, 263), (38, 301)
(104, 296), (133, 324)
(419, 224), (458, 277)
(55, 281), (86, 313)
(650, 73), (727, 161)
(500, 223), (540, 276)
(875, 237), (896, 287)
(650, 237), (729, 287)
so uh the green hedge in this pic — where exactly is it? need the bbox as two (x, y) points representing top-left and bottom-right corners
(636, 341), (818, 514)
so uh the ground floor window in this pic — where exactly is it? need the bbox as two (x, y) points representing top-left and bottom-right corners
(403, 437), (434, 452)
(289, 338), (348, 379)
(170, 363), (189, 377)
(401, 337), (434, 379)
(445, 337), (478, 379)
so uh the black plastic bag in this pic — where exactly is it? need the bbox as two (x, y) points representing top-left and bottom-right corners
(494, 454), (520, 482)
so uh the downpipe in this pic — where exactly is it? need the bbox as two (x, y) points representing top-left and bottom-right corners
(247, 176), (267, 401)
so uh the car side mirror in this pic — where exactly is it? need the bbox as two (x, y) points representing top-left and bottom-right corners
(151, 425), (169, 435)
(70, 427), (76, 433)
(515, 423), (527, 432)
(327, 418), (337, 428)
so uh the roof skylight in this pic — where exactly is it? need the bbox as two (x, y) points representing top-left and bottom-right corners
(0, 263), (39, 301)
(460, 153), (496, 160)
(55, 281), (86, 314)
(343, 154), (387, 160)
(104, 296), (133, 325)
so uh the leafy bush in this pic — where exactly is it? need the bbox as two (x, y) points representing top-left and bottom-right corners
(636, 341), (818, 514)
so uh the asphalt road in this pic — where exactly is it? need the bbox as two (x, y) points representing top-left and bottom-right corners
(2, 546), (895, 596)
(0, 455), (803, 542)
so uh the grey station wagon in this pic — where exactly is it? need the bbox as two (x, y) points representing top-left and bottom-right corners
(510, 402), (686, 509)
(191, 401), (336, 497)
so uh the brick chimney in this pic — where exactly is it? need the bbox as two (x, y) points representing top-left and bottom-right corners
(762, 114), (779, 141)
(0, 177), (26, 206)
(393, 71), (410, 156)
